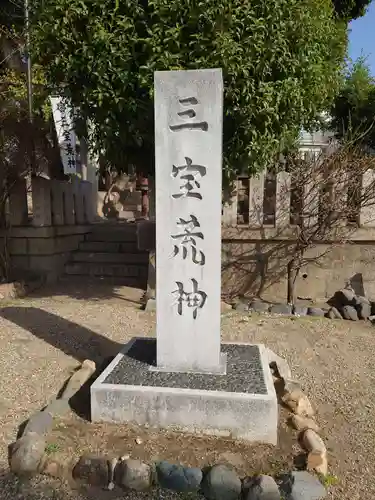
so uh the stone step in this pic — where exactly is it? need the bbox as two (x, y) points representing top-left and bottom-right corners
(85, 229), (138, 243)
(65, 263), (148, 279)
(72, 252), (149, 265)
(89, 222), (138, 232)
(78, 241), (139, 253)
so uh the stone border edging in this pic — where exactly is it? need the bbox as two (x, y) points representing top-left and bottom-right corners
(270, 355), (328, 478)
(229, 285), (375, 323)
(8, 356), (332, 499)
(9, 359), (96, 476)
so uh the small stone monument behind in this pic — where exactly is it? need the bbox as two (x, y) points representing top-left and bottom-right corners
(91, 69), (277, 444)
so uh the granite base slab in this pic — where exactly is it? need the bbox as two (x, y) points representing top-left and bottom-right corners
(90, 339), (278, 444)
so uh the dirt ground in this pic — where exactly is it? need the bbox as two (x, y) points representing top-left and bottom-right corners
(46, 406), (296, 478)
(0, 281), (374, 499)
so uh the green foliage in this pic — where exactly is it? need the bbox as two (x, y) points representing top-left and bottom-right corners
(31, 0), (347, 178)
(331, 58), (375, 149)
(332, 0), (372, 20)
(318, 473), (339, 487)
(0, 0), (24, 31)
(45, 443), (60, 455)
(0, 66), (51, 121)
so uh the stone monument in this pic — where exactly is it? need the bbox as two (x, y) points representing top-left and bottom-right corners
(154, 68), (224, 374)
(91, 69), (278, 444)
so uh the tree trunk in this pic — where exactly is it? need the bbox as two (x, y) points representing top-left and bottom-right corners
(287, 258), (299, 305)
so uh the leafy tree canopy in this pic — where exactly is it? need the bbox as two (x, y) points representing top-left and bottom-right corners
(31, 0), (347, 178)
(332, 0), (372, 21)
(0, 0), (23, 30)
(331, 58), (375, 149)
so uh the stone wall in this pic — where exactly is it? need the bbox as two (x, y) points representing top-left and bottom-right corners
(138, 220), (375, 303)
(8, 225), (91, 282)
(5, 176), (94, 282)
(222, 227), (375, 302)
(218, 167), (375, 302)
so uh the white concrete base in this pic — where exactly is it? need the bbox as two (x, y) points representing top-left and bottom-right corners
(90, 341), (278, 444)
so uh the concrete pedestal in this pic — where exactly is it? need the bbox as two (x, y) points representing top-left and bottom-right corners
(91, 339), (278, 444)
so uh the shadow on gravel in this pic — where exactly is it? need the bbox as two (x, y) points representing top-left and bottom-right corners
(28, 280), (146, 305)
(0, 306), (124, 421)
(0, 307), (120, 365)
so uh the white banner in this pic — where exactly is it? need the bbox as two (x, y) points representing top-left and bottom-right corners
(50, 96), (78, 174)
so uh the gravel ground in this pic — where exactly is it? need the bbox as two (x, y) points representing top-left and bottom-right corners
(0, 282), (374, 499)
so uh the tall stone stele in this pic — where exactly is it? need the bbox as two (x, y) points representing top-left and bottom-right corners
(90, 68), (278, 446)
(154, 68), (226, 374)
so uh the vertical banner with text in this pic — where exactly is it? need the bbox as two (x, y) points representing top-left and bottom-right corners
(50, 96), (78, 174)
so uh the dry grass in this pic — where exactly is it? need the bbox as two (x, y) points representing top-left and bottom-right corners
(0, 283), (374, 499)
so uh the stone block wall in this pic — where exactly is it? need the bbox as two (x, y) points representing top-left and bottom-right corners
(221, 227), (375, 302)
(139, 220), (375, 303)
(8, 226), (91, 282)
(5, 177), (94, 282)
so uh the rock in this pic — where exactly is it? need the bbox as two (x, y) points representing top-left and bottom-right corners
(42, 459), (68, 479)
(325, 307), (342, 320)
(234, 301), (249, 312)
(278, 471), (327, 500)
(282, 389), (315, 418)
(353, 295), (370, 306)
(43, 399), (71, 417)
(107, 457), (118, 491)
(357, 301), (371, 320)
(246, 474), (281, 499)
(333, 288), (355, 307)
(201, 465), (241, 500)
(269, 304), (292, 315)
(22, 411), (54, 437)
(145, 298), (156, 311)
(61, 360), (96, 400)
(302, 430), (326, 453)
(116, 458), (151, 491)
(307, 307), (325, 317)
(308, 453), (328, 476)
(249, 301), (270, 313)
(156, 461), (202, 492)
(289, 415), (320, 433)
(341, 305), (358, 321)
(9, 432), (46, 475)
(221, 301), (233, 312)
(292, 306), (308, 317)
(72, 455), (109, 487)
(265, 348), (292, 380)
(302, 430), (328, 475)
(135, 437), (143, 445)
(283, 379), (302, 394)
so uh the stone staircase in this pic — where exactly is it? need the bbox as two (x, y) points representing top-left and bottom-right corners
(64, 222), (149, 288)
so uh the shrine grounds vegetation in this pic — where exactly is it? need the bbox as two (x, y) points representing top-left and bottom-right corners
(331, 58), (375, 150)
(30, 0), (348, 178)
